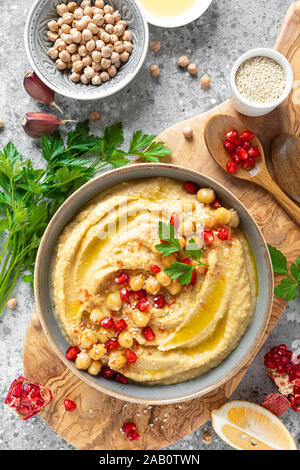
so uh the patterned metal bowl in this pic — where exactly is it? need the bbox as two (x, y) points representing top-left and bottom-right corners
(24, 0), (149, 100)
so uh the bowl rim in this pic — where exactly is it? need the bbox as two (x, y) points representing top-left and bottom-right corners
(24, 0), (149, 101)
(34, 163), (274, 405)
(136, 0), (213, 28)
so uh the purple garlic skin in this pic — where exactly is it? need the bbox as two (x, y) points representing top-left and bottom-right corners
(23, 71), (63, 115)
(21, 112), (65, 138)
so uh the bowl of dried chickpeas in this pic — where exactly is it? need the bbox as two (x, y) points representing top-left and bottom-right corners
(25, 0), (149, 100)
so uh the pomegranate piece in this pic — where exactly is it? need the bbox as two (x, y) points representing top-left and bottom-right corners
(125, 349), (138, 364)
(248, 147), (261, 158)
(105, 338), (120, 351)
(154, 294), (165, 308)
(203, 230), (215, 244)
(122, 422), (137, 433)
(126, 430), (141, 441)
(232, 153), (241, 164)
(223, 140), (237, 154)
(115, 373), (128, 384)
(150, 264), (161, 274)
(261, 393), (291, 416)
(236, 146), (249, 161)
(120, 287), (130, 303)
(183, 181), (199, 194)
(5, 377), (53, 421)
(132, 289), (147, 300)
(115, 272), (129, 285)
(241, 157), (255, 169)
(189, 270), (197, 286)
(218, 227), (230, 241)
(114, 319), (127, 332)
(142, 326), (156, 342)
(239, 130), (255, 142)
(65, 345), (80, 361)
(64, 399), (77, 412)
(226, 159), (238, 174)
(210, 199), (222, 210)
(225, 129), (239, 142)
(101, 366), (115, 379)
(100, 316), (115, 329)
(137, 297), (151, 312)
(241, 141), (251, 150)
(170, 212), (179, 231)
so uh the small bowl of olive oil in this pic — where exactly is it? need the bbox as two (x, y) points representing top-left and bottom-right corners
(136, 0), (212, 28)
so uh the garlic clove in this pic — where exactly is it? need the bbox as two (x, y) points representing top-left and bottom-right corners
(21, 112), (67, 138)
(23, 71), (63, 115)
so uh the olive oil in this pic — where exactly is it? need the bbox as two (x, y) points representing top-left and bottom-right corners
(139, 0), (197, 17)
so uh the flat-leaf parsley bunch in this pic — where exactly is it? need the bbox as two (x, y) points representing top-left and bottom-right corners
(268, 244), (300, 301)
(0, 121), (171, 314)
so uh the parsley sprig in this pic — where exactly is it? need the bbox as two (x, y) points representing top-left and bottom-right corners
(155, 222), (208, 285)
(0, 121), (171, 314)
(268, 244), (300, 301)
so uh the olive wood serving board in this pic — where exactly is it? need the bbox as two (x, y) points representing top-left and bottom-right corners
(23, 2), (300, 450)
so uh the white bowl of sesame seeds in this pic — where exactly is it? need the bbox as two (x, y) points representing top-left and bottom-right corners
(230, 48), (293, 117)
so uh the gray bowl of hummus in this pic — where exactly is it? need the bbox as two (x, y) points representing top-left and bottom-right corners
(34, 163), (273, 404)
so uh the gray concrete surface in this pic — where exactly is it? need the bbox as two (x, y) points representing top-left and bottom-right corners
(0, 0), (299, 451)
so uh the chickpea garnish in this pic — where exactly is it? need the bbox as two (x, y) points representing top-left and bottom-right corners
(106, 291), (122, 311)
(200, 74), (211, 87)
(177, 55), (189, 67)
(7, 298), (17, 309)
(149, 41), (161, 53)
(197, 188), (216, 205)
(89, 110), (101, 121)
(149, 64), (160, 77)
(80, 329), (97, 349)
(108, 350), (127, 370)
(183, 126), (193, 140)
(75, 351), (92, 370)
(187, 63), (197, 75)
(118, 331), (134, 349)
(88, 360), (102, 376)
(89, 343), (106, 361)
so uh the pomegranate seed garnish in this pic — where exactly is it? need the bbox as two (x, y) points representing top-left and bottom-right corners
(190, 270), (197, 286)
(115, 373), (128, 384)
(232, 153), (241, 164)
(242, 158), (255, 169)
(236, 146), (249, 160)
(225, 129), (239, 142)
(242, 141), (251, 150)
(218, 227), (230, 241)
(248, 147), (261, 158)
(105, 339), (120, 351)
(203, 230), (215, 244)
(23, 70), (63, 114)
(115, 272), (129, 285)
(170, 212), (179, 230)
(65, 345), (80, 361)
(150, 264), (161, 274)
(21, 112), (68, 138)
(120, 287), (130, 303)
(223, 140), (237, 154)
(154, 294), (166, 308)
(137, 297), (151, 312)
(132, 289), (147, 300)
(101, 366), (115, 379)
(64, 399), (76, 412)
(142, 326), (156, 342)
(183, 181), (199, 194)
(126, 430), (140, 441)
(100, 316), (115, 329)
(114, 319), (127, 332)
(125, 349), (137, 364)
(226, 160), (238, 174)
(122, 422), (137, 433)
(239, 130), (255, 142)
(210, 200), (222, 210)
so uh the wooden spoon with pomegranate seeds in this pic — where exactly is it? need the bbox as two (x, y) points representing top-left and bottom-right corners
(204, 114), (300, 227)
(271, 134), (300, 205)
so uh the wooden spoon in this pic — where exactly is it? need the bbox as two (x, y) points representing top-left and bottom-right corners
(272, 134), (300, 205)
(204, 114), (300, 227)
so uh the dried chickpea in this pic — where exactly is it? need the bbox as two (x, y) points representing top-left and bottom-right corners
(167, 280), (182, 296)
(89, 343), (106, 360)
(61, 33), (73, 44)
(100, 71), (110, 82)
(214, 207), (232, 225)
(61, 23), (71, 34)
(106, 43), (114, 52)
(96, 39), (105, 50)
(129, 275), (144, 291)
(101, 57), (111, 69)
(178, 55), (189, 67)
(74, 8), (84, 20)
(114, 24), (125, 37)
(182, 126), (193, 139)
(200, 74), (211, 87)
(78, 44), (88, 56)
(145, 277), (160, 295)
(114, 41), (124, 53)
(48, 20), (59, 32)
(86, 39), (96, 52)
(82, 55), (92, 67)
(110, 34), (118, 44)
(76, 19), (87, 31)
(123, 41), (133, 53)
(162, 254), (177, 268)
(95, 0), (104, 7)
(106, 291), (122, 311)
(105, 23), (114, 34)
(75, 351), (92, 370)
(104, 13), (114, 24)
(108, 65), (117, 77)
(104, 4), (114, 14)
(70, 71), (80, 82)
(81, 0), (91, 7)
(66, 62), (73, 69)
(118, 331), (133, 349)
(108, 350), (126, 370)
(57, 4), (68, 16)
(100, 31), (110, 43)
(115, 60), (121, 69)
(188, 63), (197, 75)
(94, 14), (105, 26)
(88, 22), (99, 34)
(88, 360), (102, 376)
(101, 46), (111, 58)
(55, 39), (67, 51)
(71, 53), (81, 62)
(92, 61), (102, 72)
(55, 59), (67, 70)
(84, 6), (94, 17)
(71, 29), (82, 43)
(66, 43), (77, 54)
(80, 329), (97, 349)
(120, 51), (129, 63)
(149, 41), (161, 53)
(92, 74), (101, 85)
(89, 110), (101, 121)
(48, 47), (59, 60)
(59, 50), (71, 63)
(111, 51), (120, 64)
(80, 74), (90, 84)
(122, 31), (132, 42)
(92, 50), (102, 63)
(82, 15), (92, 24)
(62, 12), (74, 24)
(81, 28), (93, 42)
(67, 2), (77, 13)
(197, 188), (216, 204)
(47, 31), (59, 42)
(7, 298), (17, 309)
(131, 310), (151, 328)
(93, 7), (104, 15)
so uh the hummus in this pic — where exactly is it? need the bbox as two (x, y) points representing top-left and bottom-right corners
(51, 177), (257, 385)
